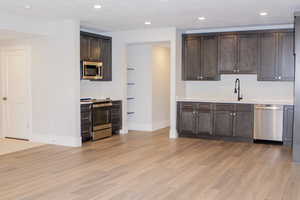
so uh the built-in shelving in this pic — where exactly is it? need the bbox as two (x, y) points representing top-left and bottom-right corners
(127, 66), (136, 121)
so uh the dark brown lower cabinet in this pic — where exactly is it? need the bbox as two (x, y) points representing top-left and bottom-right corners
(177, 102), (254, 142)
(234, 111), (254, 139)
(283, 105), (294, 146)
(177, 103), (197, 135)
(112, 101), (122, 134)
(214, 111), (234, 137)
(81, 104), (92, 142)
(196, 110), (213, 136)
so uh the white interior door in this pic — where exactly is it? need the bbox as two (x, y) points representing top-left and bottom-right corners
(2, 48), (30, 140)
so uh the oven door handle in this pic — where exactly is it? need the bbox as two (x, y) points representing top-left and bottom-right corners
(107, 110), (110, 123)
(93, 103), (113, 108)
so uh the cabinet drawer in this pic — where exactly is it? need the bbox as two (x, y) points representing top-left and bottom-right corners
(236, 104), (253, 112)
(215, 104), (235, 111)
(81, 123), (92, 132)
(81, 112), (92, 121)
(81, 104), (92, 112)
(180, 102), (196, 111)
(197, 103), (212, 111)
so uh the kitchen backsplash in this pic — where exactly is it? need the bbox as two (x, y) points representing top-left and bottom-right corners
(185, 74), (294, 101)
(80, 80), (117, 99)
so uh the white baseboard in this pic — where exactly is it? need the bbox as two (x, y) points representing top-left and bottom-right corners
(30, 133), (82, 147)
(128, 123), (153, 131)
(119, 127), (128, 134)
(128, 120), (170, 132)
(169, 128), (178, 139)
(152, 120), (170, 131)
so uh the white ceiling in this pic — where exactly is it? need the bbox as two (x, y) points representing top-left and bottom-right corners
(0, 0), (299, 32)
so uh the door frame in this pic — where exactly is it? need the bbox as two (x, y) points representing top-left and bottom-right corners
(0, 45), (32, 140)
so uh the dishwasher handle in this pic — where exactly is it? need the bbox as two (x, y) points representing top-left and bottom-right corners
(255, 106), (283, 110)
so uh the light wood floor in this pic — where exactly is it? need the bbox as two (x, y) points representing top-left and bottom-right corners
(0, 138), (43, 156)
(0, 128), (299, 200)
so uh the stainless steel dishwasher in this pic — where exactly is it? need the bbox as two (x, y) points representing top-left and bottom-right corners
(254, 104), (284, 142)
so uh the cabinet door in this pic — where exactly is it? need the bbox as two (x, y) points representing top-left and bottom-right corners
(112, 101), (122, 133)
(178, 103), (196, 135)
(182, 37), (201, 80)
(237, 34), (258, 74)
(258, 33), (277, 81)
(283, 105), (294, 146)
(89, 37), (101, 61)
(214, 111), (234, 137)
(201, 35), (219, 80)
(101, 38), (112, 81)
(219, 35), (237, 74)
(278, 32), (295, 81)
(196, 111), (213, 136)
(234, 111), (253, 139)
(80, 35), (90, 61)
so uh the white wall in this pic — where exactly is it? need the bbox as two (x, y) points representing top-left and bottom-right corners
(152, 45), (170, 130)
(0, 20), (81, 147)
(0, 13), (50, 36)
(185, 75), (294, 101)
(80, 28), (178, 137)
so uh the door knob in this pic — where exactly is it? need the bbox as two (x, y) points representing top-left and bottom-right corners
(3, 97), (7, 101)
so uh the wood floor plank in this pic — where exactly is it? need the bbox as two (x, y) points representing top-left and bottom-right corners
(0, 128), (299, 200)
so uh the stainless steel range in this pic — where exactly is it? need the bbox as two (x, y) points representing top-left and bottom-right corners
(81, 98), (113, 141)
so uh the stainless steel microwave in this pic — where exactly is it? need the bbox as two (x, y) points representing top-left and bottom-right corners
(81, 61), (103, 80)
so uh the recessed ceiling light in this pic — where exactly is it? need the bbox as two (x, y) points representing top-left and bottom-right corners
(145, 21), (151, 25)
(198, 16), (206, 21)
(93, 4), (102, 9)
(260, 12), (268, 16)
(24, 5), (31, 9)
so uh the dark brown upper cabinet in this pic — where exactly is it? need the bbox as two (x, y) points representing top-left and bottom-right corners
(182, 29), (294, 81)
(201, 35), (219, 80)
(182, 34), (219, 81)
(80, 31), (112, 81)
(218, 35), (237, 74)
(258, 32), (277, 80)
(100, 38), (112, 81)
(80, 35), (90, 61)
(219, 33), (258, 74)
(89, 37), (101, 61)
(278, 31), (295, 81)
(258, 30), (295, 81)
(237, 34), (259, 74)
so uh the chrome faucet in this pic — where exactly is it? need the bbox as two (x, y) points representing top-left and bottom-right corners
(234, 78), (243, 101)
